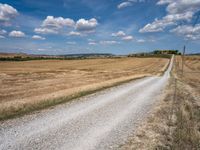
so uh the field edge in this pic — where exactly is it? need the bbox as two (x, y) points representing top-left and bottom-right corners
(0, 75), (148, 121)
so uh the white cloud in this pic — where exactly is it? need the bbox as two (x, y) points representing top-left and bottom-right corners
(184, 34), (200, 40)
(139, 21), (164, 33)
(34, 16), (98, 36)
(0, 3), (18, 21)
(88, 39), (95, 42)
(34, 28), (58, 34)
(139, 17), (176, 33)
(171, 24), (200, 40)
(156, 0), (173, 5)
(35, 17), (98, 35)
(76, 18), (98, 33)
(117, 0), (145, 9)
(122, 35), (133, 41)
(111, 31), (126, 37)
(100, 40), (119, 45)
(68, 31), (81, 36)
(32, 35), (45, 40)
(42, 16), (75, 29)
(137, 39), (145, 43)
(0, 29), (7, 35)
(140, 0), (200, 33)
(139, 11), (193, 33)
(164, 12), (193, 22)
(111, 31), (134, 42)
(9, 30), (25, 38)
(165, 0), (200, 15)
(37, 48), (46, 51)
(34, 16), (75, 35)
(88, 42), (97, 45)
(117, 2), (132, 9)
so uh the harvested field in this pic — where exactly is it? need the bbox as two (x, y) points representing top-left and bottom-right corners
(175, 55), (200, 92)
(119, 55), (200, 149)
(0, 57), (168, 119)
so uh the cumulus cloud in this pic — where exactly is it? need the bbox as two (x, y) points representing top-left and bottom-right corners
(34, 28), (58, 34)
(139, 11), (194, 33)
(139, 16), (176, 33)
(68, 31), (81, 36)
(156, 0), (173, 5)
(164, 1), (200, 15)
(35, 16), (98, 35)
(140, 0), (200, 33)
(42, 16), (75, 29)
(76, 18), (98, 33)
(32, 35), (45, 40)
(9, 30), (25, 38)
(139, 22), (164, 33)
(34, 16), (75, 35)
(111, 31), (126, 37)
(117, 0), (145, 9)
(100, 40), (119, 45)
(111, 30), (134, 42)
(0, 3), (18, 22)
(171, 24), (200, 40)
(117, 2), (132, 9)
(122, 35), (134, 41)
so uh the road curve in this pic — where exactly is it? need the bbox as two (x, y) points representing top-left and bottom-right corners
(0, 56), (173, 150)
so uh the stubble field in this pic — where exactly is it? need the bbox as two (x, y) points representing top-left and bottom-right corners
(0, 57), (168, 119)
(120, 55), (200, 150)
(176, 55), (200, 92)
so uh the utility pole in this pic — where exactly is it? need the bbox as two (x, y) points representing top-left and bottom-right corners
(181, 45), (185, 76)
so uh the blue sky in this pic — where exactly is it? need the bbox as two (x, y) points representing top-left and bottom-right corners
(0, 0), (200, 55)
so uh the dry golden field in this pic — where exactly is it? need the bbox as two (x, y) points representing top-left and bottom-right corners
(175, 55), (200, 92)
(0, 57), (168, 119)
(120, 55), (200, 150)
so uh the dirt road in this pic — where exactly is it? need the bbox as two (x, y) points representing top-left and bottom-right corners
(0, 56), (173, 150)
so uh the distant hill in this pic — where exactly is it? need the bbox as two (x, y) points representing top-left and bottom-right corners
(0, 52), (29, 58)
(60, 53), (115, 58)
(0, 52), (115, 61)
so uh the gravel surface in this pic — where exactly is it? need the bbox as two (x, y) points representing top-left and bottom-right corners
(0, 56), (173, 150)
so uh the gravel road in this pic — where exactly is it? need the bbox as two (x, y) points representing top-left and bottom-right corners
(0, 56), (173, 150)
